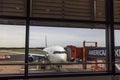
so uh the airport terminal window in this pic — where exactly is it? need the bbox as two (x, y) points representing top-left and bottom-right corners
(28, 26), (107, 74)
(115, 29), (120, 73)
(0, 24), (25, 74)
(0, 0), (118, 79)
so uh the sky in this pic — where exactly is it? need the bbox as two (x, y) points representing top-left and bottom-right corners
(0, 24), (120, 48)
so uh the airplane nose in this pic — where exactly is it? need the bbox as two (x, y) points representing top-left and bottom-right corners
(60, 56), (67, 62)
(60, 59), (67, 63)
(59, 59), (65, 62)
(55, 54), (67, 63)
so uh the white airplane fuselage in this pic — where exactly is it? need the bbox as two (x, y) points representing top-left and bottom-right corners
(43, 46), (67, 63)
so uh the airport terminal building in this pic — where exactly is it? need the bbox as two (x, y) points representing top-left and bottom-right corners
(0, 0), (120, 80)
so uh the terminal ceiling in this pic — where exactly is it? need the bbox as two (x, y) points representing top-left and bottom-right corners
(0, 0), (120, 29)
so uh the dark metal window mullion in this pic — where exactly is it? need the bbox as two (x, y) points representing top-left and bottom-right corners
(25, 0), (30, 78)
(105, 0), (115, 74)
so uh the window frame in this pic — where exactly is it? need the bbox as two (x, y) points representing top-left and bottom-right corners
(0, 0), (119, 79)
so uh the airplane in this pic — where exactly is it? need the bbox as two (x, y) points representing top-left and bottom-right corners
(28, 46), (67, 71)
(28, 46), (67, 63)
(1, 46), (67, 70)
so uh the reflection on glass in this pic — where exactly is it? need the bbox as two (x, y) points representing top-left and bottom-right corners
(28, 26), (106, 74)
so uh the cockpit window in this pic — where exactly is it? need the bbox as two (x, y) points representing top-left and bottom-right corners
(53, 51), (66, 54)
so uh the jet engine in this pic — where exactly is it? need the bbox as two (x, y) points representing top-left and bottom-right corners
(28, 55), (35, 63)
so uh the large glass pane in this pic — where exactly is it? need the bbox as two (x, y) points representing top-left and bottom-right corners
(0, 24), (25, 74)
(115, 26), (120, 73)
(28, 26), (106, 74)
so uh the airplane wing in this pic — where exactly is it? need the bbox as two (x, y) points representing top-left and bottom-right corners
(29, 53), (46, 57)
(11, 50), (48, 56)
(28, 51), (48, 63)
(29, 50), (48, 57)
